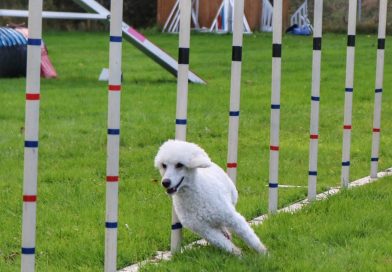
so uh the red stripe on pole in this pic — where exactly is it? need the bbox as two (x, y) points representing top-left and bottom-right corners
(106, 176), (119, 182)
(23, 195), (37, 202)
(227, 163), (237, 168)
(26, 93), (40, 100)
(108, 85), (121, 91)
(310, 134), (319, 139)
(270, 145), (279, 151)
(343, 125), (352, 130)
(373, 128), (381, 132)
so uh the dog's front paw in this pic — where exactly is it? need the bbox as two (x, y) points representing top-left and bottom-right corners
(232, 246), (242, 256)
(256, 244), (268, 255)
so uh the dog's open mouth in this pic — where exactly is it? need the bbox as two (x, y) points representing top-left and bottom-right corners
(167, 176), (184, 195)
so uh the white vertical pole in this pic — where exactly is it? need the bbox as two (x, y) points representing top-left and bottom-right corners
(370, 0), (387, 179)
(307, 0), (323, 201)
(223, 0), (230, 32)
(195, 0), (199, 21)
(172, 0), (192, 254)
(104, 0), (123, 271)
(226, 0), (245, 184)
(341, 0), (357, 188)
(268, 0), (282, 213)
(21, 0), (43, 271)
(358, 0), (362, 22)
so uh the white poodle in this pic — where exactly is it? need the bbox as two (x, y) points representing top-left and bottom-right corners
(154, 139), (267, 255)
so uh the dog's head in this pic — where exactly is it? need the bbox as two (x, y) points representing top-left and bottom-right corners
(154, 140), (212, 195)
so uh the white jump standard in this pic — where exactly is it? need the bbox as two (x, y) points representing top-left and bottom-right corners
(104, 0), (124, 271)
(370, 0), (387, 179)
(307, 0), (323, 201)
(226, 0), (245, 184)
(21, 0), (44, 271)
(268, 0), (283, 213)
(341, 0), (358, 188)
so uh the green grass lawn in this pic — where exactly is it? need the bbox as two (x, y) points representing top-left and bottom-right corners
(1, 30), (392, 271)
(142, 177), (392, 272)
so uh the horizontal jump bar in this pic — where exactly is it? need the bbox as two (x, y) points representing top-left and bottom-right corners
(0, 9), (108, 20)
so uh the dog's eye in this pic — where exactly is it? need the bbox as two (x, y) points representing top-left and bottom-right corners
(162, 163), (167, 169)
(175, 163), (184, 168)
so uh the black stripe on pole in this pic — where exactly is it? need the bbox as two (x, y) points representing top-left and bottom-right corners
(378, 38), (385, 50)
(232, 46), (242, 61)
(347, 35), (356, 47)
(272, 43), (282, 58)
(178, 47), (190, 64)
(171, 222), (183, 230)
(313, 37), (322, 50)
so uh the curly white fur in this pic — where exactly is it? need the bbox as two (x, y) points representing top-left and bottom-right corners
(154, 140), (267, 255)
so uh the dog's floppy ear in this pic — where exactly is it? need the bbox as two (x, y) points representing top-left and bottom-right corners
(188, 151), (212, 168)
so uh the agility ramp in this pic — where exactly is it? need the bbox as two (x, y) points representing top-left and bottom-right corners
(0, 0), (206, 84)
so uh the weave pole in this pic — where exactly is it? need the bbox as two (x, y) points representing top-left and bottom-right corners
(268, 0), (283, 213)
(370, 0), (388, 179)
(307, 0), (323, 201)
(341, 0), (357, 188)
(226, 0), (245, 184)
(104, 0), (123, 270)
(172, 0), (192, 253)
(21, 0), (43, 271)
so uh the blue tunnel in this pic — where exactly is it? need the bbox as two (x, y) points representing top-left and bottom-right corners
(0, 27), (28, 77)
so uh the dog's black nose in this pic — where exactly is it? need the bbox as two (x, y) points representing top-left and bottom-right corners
(162, 179), (171, 188)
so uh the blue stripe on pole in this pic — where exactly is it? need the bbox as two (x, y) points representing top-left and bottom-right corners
(308, 171), (318, 176)
(229, 111), (240, 116)
(375, 88), (383, 93)
(27, 38), (41, 46)
(25, 141), (38, 148)
(311, 96), (320, 101)
(342, 161), (350, 166)
(110, 36), (122, 42)
(108, 129), (120, 135)
(271, 104), (280, 109)
(345, 88), (353, 92)
(21, 247), (35, 254)
(176, 119), (187, 125)
(105, 222), (118, 228)
(269, 183), (278, 188)
(371, 157), (379, 162)
(171, 222), (183, 230)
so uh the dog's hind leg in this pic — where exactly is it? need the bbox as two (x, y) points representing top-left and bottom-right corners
(227, 212), (268, 254)
(197, 227), (241, 255)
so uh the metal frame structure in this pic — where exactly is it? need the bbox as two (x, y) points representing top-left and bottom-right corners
(210, 0), (251, 34)
(162, 0), (200, 33)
